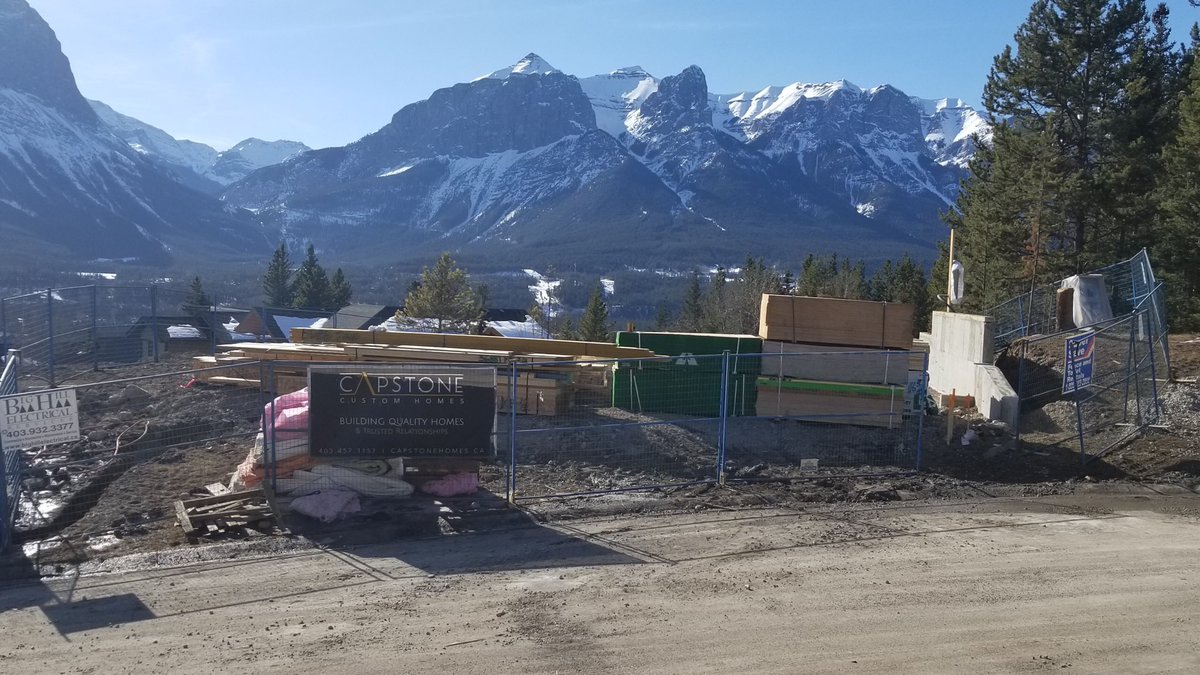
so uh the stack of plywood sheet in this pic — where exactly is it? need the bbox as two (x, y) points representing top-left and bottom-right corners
(754, 378), (905, 428)
(758, 295), (913, 349)
(755, 295), (919, 426)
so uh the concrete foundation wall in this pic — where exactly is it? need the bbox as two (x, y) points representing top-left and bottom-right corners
(975, 364), (1018, 429)
(928, 311), (995, 398)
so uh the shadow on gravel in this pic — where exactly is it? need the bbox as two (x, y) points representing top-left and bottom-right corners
(282, 489), (645, 576)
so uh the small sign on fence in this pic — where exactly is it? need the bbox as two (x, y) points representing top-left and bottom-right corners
(1062, 333), (1096, 394)
(308, 367), (496, 459)
(0, 388), (80, 451)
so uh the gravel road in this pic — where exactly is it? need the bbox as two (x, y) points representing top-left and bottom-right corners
(2, 490), (1198, 673)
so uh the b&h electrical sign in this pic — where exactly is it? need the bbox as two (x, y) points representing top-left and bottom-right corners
(1, 389), (81, 451)
(308, 367), (496, 459)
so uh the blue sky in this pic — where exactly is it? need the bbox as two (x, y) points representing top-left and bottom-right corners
(27, 0), (1200, 150)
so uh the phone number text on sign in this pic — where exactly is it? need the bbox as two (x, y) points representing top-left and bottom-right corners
(0, 389), (81, 450)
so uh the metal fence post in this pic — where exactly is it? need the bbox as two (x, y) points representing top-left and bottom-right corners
(0, 444), (8, 553)
(915, 352), (928, 470)
(267, 361), (277, 495)
(717, 350), (730, 484)
(150, 285), (160, 363)
(508, 361), (518, 504)
(1146, 311), (1161, 422)
(1123, 316), (1136, 423)
(46, 287), (55, 387)
(91, 285), (99, 372)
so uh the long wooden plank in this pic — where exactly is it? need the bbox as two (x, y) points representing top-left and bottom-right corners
(291, 327), (655, 359)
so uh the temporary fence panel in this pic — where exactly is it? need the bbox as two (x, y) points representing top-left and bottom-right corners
(510, 350), (927, 501)
(0, 350), (20, 552)
(261, 362), (507, 511)
(988, 249), (1169, 361)
(1, 284), (225, 388)
(512, 354), (727, 500)
(1013, 307), (1161, 462)
(729, 351), (925, 475)
(10, 362), (268, 559)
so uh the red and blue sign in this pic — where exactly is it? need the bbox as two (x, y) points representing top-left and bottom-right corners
(1062, 333), (1096, 394)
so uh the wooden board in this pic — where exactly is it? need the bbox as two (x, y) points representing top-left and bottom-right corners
(758, 295), (913, 349)
(290, 327), (655, 359)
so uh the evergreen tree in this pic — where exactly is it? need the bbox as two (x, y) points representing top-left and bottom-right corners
(702, 266), (731, 333)
(328, 268), (352, 310)
(262, 243), (293, 308)
(184, 276), (211, 309)
(291, 244), (331, 310)
(578, 283), (611, 342)
(403, 252), (481, 332)
(954, 0), (1177, 309)
(1156, 47), (1200, 328)
(654, 304), (673, 330)
(556, 315), (578, 341)
(678, 270), (705, 332)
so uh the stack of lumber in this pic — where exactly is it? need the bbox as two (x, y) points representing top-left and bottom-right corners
(755, 295), (919, 426)
(190, 328), (656, 416)
(758, 295), (914, 348)
(754, 378), (905, 428)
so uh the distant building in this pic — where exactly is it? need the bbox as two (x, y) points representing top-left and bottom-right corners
(235, 307), (334, 342)
(326, 304), (404, 330)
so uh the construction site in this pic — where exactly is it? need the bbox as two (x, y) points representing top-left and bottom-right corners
(0, 251), (1197, 672)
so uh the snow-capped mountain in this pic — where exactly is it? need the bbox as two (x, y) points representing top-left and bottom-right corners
(225, 53), (985, 267)
(0, 0), (267, 264)
(88, 99), (310, 192)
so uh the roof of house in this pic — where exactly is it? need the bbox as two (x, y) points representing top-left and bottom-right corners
(484, 316), (546, 339)
(237, 307), (333, 341)
(329, 304), (403, 330)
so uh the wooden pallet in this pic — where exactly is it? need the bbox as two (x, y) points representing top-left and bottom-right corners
(175, 488), (275, 539)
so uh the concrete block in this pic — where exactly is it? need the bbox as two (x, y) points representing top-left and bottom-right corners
(929, 311), (995, 398)
(975, 364), (1018, 429)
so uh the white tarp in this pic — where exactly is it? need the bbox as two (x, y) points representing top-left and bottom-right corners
(1060, 274), (1113, 328)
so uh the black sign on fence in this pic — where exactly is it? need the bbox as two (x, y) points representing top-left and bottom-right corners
(308, 366), (496, 459)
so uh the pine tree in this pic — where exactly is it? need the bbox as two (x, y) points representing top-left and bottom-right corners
(291, 244), (331, 310)
(954, 0), (1177, 310)
(262, 243), (293, 308)
(556, 315), (578, 341)
(403, 252), (481, 332)
(328, 268), (352, 310)
(578, 283), (611, 342)
(702, 266), (731, 333)
(1156, 46), (1200, 328)
(654, 304), (673, 330)
(678, 270), (705, 332)
(184, 276), (211, 309)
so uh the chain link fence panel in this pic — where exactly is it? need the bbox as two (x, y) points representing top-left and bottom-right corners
(11, 362), (268, 562)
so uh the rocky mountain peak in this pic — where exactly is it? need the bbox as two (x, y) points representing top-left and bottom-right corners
(635, 65), (712, 134)
(0, 0), (95, 122)
(478, 53), (561, 80)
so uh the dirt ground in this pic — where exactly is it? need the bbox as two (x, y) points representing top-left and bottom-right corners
(1, 491), (1198, 673)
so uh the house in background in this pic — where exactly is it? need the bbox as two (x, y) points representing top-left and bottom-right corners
(235, 307), (333, 342)
(326, 304), (403, 330)
(479, 309), (546, 338)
